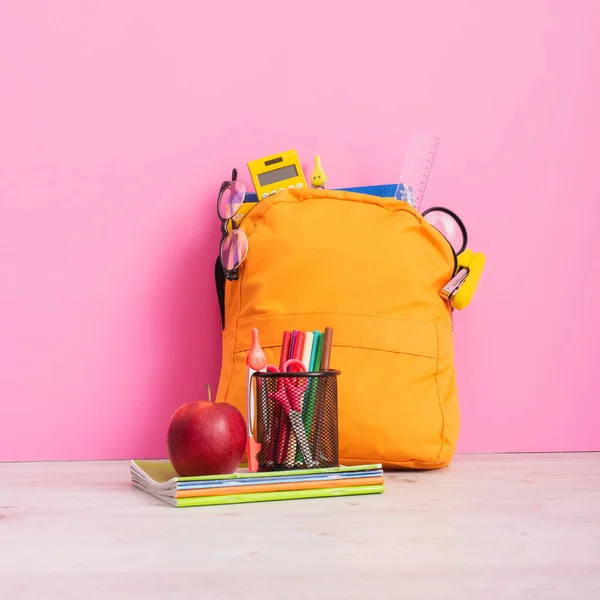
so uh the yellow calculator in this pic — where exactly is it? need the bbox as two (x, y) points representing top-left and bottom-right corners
(247, 150), (307, 200)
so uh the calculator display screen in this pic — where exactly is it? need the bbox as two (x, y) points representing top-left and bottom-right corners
(257, 164), (298, 186)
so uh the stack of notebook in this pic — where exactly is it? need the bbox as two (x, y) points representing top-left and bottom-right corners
(130, 460), (384, 508)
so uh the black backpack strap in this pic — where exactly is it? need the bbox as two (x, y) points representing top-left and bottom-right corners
(214, 256), (225, 329)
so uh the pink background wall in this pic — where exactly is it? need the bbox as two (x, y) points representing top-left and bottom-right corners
(1, 1), (599, 462)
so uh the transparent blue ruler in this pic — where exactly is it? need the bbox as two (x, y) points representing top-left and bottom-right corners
(395, 133), (440, 212)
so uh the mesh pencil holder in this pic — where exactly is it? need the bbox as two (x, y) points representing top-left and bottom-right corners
(251, 370), (340, 471)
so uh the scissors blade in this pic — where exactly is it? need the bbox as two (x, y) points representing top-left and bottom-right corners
(288, 410), (314, 467)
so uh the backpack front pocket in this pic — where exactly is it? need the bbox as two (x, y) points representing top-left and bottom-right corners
(325, 315), (447, 467)
(223, 313), (456, 469)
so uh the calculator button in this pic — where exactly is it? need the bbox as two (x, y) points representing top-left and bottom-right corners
(279, 187), (286, 192)
(296, 182), (303, 188)
(261, 192), (269, 199)
(288, 185), (295, 189)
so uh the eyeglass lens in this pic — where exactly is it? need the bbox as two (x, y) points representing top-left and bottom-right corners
(424, 210), (465, 255)
(219, 181), (245, 221)
(221, 229), (248, 272)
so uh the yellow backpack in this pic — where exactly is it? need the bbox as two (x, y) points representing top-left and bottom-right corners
(215, 188), (460, 469)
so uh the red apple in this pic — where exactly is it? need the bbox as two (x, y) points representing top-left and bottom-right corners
(167, 385), (246, 477)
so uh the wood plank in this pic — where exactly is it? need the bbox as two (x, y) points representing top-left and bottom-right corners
(1, 453), (599, 599)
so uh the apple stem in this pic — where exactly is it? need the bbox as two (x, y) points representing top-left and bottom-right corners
(206, 384), (212, 402)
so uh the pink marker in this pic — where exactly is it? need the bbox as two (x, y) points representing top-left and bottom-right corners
(246, 328), (267, 472)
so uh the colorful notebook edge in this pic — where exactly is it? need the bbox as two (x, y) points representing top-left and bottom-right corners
(131, 480), (385, 508)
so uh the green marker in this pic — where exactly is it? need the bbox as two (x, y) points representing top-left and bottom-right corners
(296, 331), (322, 464)
(303, 332), (324, 431)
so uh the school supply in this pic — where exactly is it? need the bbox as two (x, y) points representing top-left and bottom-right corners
(320, 327), (333, 370)
(279, 331), (292, 369)
(314, 327), (334, 455)
(217, 168), (249, 281)
(242, 184), (397, 204)
(395, 133), (440, 211)
(311, 155), (327, 189)
(267, 330), (292, 465)
(243, 183), (398, 205)
(301, 332), (314, 372)
(440, 268), (470, 300)
(422, 206), (468, 255)
(294, 331), (315, 461)
(264, 359), (314, 467)
(450, 249), (486, 310)
(424, 211), (485, 308)
(292, 330), (305, 361)
(247, 149), (307, 200)
(284, 331), (308, 463)
(273, 331), (299, 464)
(303, 330), (323, 434)
(245, 329), (267, 472)
(252, 366), (340, 470)
(273, 330), (308, 466)
(130, 460), (384, 507)
(215, 187), (464, 469)
(241, 326), (339, 471)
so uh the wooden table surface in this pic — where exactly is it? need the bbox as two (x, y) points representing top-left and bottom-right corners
(1, 453), (599, 599)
